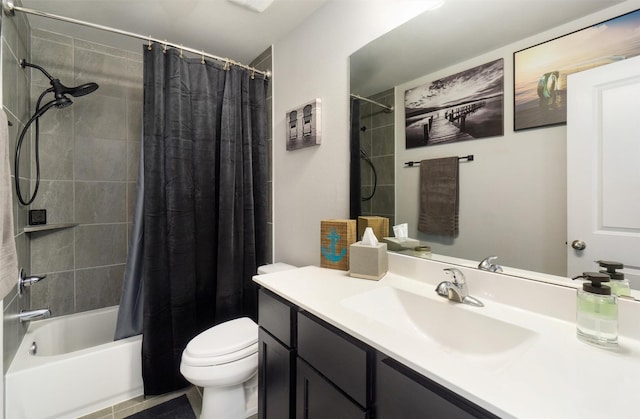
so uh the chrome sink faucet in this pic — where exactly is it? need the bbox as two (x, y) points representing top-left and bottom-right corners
(478, 255), (503, 273)
(435, 268), (484, 307)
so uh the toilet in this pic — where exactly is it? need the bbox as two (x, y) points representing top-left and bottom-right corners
(180, 263), (296, 419)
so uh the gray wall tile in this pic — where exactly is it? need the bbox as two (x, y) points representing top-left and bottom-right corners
(30, 270), (75, 316)
(75, 182), (126, 224)
(127, 140), (140, 182)
(29, 37), (74, 87)
(74, 94), (127, 140)
(74, 47), (127, 98)
(30, 180), (74, 224)
(38, 133), (74, 181)
(75, 224), (127, 269)
(75, 137), (126, 181)
(76, 264), (125, 312)
(30, 228), (75, 274)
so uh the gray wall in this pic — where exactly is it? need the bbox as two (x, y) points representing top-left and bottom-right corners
(250, 46), (273, 264)
(359, 88), (394, 231)
(26, 29), (142, 317)
(2, 0), (32, 374)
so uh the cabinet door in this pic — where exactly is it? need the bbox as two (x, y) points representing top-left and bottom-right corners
(296, 358), (367, 419)
(259, 328), (295, 419)
(376, 357), (499, 419)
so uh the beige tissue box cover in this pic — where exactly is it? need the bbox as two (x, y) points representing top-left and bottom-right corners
(349, 242), (388, 281)
(382, 237), (420, 251)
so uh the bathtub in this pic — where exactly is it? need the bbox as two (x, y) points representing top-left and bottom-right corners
(6, 306), (143, 419)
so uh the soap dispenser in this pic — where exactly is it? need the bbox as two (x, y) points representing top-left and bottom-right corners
(575, 272), (618, 348)
(598, 260), (630, 297)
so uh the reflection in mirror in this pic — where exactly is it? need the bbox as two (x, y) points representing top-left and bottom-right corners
(349, 0), (640, 292)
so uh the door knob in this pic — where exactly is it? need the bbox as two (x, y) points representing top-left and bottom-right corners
(571, 240), (586, 251)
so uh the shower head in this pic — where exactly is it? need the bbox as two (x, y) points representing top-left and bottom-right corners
(21, 59), (100, 101)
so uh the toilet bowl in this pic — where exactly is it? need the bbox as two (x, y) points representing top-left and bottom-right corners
(180, 263), (296, 419)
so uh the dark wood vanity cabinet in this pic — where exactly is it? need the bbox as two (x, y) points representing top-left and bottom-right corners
(296, 311), (371, 418)
(258, 287), (498, 419)
(258, 289), (296, 419)
(375, 356), (499, 419)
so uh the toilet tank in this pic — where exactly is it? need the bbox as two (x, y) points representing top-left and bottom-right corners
(257, 263), (297, 275)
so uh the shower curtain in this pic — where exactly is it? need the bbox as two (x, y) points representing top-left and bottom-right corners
(124, 45), (268, 395)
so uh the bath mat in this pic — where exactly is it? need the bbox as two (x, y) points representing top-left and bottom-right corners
(125, 394), (196, 419)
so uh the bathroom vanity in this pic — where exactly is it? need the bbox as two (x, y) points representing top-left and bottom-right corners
(254, 253), (640, 418)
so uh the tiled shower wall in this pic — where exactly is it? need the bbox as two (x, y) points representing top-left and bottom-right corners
(251, 46), (273, 264)
(359, 88), (395, 230)
(26, 29), (143, 317)
(2, 0), (33, 373)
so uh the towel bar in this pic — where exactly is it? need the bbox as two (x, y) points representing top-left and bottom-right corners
(404, 155), (474, 167)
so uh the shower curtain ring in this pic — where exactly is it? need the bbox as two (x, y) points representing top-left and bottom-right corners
(163, 41), (168, 54)
(251, 69), (255, 79)
(147, 37), (152, 51)
(224, 60), (230, 71)
(201, 51), (205, 64)
(179, 45), (183, 58)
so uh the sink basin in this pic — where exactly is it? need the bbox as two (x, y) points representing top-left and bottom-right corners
(341, 286), (536, 355)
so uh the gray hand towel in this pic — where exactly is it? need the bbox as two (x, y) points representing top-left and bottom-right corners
(0, 109), (18, 300)
(417, 156), (459, 237)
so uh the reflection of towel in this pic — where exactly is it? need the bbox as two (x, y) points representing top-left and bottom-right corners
(0, 110), (18, 299)
(417, 157), (459, 237)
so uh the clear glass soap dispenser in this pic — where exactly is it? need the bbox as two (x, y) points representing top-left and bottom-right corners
(598, 260), (630, 297)
(575, 272), (618, 348)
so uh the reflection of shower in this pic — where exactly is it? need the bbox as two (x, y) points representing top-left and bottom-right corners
(360, 126), (377, 202)
(14, 60), (99, 205)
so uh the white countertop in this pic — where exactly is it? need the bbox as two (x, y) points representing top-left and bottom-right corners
(253, 255), (640, 419)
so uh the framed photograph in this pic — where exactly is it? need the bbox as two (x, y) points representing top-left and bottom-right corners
(286, 98), (321, 151)
(404, 58), (504, 149)
(514, 9), (640, 131)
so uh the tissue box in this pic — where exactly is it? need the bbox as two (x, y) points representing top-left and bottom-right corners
(349, 242), (388, 280)
(357, 216), (389, 241)
(382, 237), (420, 251)
(321, 219), (356, 271)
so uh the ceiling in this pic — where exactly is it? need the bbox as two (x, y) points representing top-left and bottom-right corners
(351, 0), (625, 96)
(18, 0), (327, 64)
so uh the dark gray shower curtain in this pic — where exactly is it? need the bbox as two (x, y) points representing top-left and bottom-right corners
(140, 45), (268, 395)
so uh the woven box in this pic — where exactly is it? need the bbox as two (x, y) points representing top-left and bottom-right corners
(357, 216), (389, 241)
(320, 219), (357, 271)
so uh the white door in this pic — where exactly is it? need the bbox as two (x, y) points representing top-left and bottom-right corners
(567, 55), (640, 287)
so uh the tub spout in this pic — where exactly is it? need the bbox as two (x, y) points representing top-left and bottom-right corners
(18, 308), (51, 323)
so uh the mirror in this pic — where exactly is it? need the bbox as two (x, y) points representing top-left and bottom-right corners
(349, 1), (638, 288)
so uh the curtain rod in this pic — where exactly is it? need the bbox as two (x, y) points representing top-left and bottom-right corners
(2, 0), (270, 79)
(350, 93), (393, 113)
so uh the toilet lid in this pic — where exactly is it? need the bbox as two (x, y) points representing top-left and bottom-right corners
(185, 317), (258, 359)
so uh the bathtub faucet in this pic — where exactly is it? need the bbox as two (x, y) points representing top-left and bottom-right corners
(18, 308), (51, 323)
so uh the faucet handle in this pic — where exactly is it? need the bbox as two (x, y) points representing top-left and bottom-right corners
(478, 256), (503, 272)
(18, 268), (47, 296)
(443, 268), (465, 285)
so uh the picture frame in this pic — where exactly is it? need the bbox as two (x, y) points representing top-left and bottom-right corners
(514, 8), (640, 131)
(285, 98), (321, 151)
(404, 58), (504, 149)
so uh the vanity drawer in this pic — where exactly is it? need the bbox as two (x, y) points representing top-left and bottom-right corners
(297, 311), (370, 408)
(258, 289), (296, 348)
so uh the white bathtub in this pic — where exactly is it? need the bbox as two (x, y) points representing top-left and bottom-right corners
(6, 306), (143, 419)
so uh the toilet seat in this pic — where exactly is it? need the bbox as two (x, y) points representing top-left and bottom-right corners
(182, 317), (258, 367)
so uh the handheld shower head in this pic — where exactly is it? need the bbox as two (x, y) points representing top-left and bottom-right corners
(14, 60), (98, 206)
